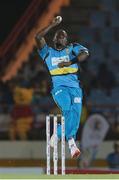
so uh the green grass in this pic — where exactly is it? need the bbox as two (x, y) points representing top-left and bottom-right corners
(0, 174), (119, 179)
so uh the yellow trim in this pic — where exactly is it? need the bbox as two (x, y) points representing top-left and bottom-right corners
(50, 67), (78, 75)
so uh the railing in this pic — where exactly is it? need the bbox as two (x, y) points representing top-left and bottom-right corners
(0, 0), (49, 62)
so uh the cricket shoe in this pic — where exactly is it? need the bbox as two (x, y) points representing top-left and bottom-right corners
(50, 134), (59, 148)
(70, 146), (81, 158)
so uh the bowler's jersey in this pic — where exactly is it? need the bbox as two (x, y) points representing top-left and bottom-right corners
(38, 43), (88, 88)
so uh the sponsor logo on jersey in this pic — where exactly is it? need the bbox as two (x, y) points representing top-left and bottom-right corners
(51, 56), (69, 66)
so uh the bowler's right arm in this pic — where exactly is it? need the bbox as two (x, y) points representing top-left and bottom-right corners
(35, 16), (62, 49)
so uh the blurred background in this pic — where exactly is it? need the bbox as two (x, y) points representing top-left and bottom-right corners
(0, 0), (119, 175)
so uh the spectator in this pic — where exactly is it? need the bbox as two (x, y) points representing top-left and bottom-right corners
(107, 142), (119, 169)
(10, 87), (34, 140)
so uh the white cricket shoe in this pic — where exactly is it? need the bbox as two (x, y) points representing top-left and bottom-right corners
(70, 146), (81, 158)
(68, 138), (81, 158)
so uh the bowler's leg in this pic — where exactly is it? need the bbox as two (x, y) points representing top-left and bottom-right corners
(51, 87), (71, 139)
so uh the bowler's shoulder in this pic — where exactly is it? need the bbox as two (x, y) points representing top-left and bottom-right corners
(72, 42), (80, 47)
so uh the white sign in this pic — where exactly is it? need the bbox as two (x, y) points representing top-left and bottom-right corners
(81, 114), (109, 168)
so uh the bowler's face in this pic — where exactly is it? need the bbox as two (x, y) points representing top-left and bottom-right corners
(54, 30), (67, 47)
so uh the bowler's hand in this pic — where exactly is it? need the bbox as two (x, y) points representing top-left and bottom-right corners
(58, 61), (72, 68)
(51, 16), (62, 27)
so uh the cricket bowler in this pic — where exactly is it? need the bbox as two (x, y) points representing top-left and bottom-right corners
(35, 16), (89, 158)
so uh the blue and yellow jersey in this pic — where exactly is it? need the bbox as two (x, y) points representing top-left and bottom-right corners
(38, 43), (88, 88)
